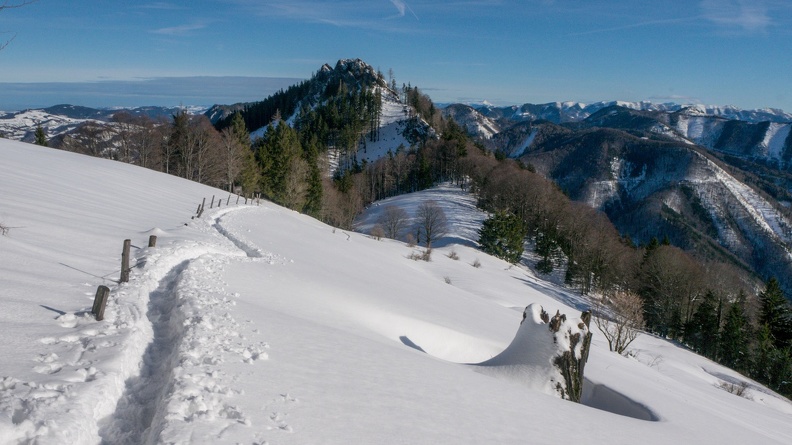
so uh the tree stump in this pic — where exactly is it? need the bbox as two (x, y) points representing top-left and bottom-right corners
(477, 304), (592, 402)
(549, 309), (592, 402)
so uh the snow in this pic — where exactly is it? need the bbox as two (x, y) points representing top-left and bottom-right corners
(0, 109), (101, 141)
(1, 138), (791, 444)
(356, 89), (414, 165)
(762, 123), (792, 161)
(511, 128), (537, 158)
(692, 152), (792, 247)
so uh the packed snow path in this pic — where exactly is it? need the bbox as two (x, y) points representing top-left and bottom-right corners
(97, 210), (279, 444)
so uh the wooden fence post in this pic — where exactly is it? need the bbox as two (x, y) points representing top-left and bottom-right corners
(120, 239), (131, 283)
(227, 194), (231, 205)
(148, 235), (157, 247)
(92, 285), (110, 321)
(236, 195), (240, 205)
(210, 195), (215, 209)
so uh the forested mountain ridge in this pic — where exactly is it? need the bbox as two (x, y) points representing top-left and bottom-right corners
(451, 103), (792, 295)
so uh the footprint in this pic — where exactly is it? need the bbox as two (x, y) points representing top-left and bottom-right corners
(33, 363), (63, 375)
(77, 367), (100, 382)
(56, 313), (78, 328)
(34, 353), (59, 364)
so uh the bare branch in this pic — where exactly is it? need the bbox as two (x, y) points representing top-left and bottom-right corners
(0, 1), (39, 10)
(1, 1), (36, 50)
(0, 33), (15, 51)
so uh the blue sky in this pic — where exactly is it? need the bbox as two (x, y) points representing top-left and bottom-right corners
(1, 0), (791, 111)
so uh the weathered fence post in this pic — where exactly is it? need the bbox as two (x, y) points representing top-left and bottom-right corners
(92, 285), (110, 321)
(148, 235), (157, 248)
(196, 203), (201, 215)
(210, 195), (216, 209)
(120, 239), (131, 283)
(227, 194), (231, 206)
(236, 194), (240, 205)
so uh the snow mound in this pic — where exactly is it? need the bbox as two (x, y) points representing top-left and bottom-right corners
(475, 304), (589, 399)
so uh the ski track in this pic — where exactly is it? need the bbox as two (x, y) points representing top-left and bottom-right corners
(2, 205), (277, 444)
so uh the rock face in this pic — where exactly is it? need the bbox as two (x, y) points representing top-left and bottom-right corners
(476, 304), (592, 402)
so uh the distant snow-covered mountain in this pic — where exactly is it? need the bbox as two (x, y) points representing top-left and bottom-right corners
(473, 101), (792, 126)
(0, 105), (204, 143)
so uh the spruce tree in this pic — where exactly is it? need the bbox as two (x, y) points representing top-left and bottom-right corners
(302, 138), (323, 217)
(34, 125), (48, 147)
(230, 111), (250, 150)
(719, 301), (750, 372)
(478, 211), (526, 264)
(685, 291), (720, 358)
(758, 277), (792, 349)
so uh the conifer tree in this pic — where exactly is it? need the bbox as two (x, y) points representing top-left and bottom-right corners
(230, 111), (250, 150)
(34, 125), (47, 147)
(719, 300), (750, 372)
(302, 138), (323, 217)
(685, 291), (720, 358)
(258, 121), (303, 206)
(478, 211), (526, 264)
(759, 277), (792, 349)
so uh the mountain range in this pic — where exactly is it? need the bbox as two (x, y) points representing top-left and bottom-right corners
(448, 101), (792, 293)
(3, 59), (792, 293)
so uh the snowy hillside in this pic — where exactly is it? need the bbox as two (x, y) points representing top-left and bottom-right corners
(0, 106), (205, 143)
(356, 88), (416, 164)
(0, 109), (102, 142)
(1, 139), (791, 444)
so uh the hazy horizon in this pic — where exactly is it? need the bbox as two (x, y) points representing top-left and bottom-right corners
(0, 76), (303, 111)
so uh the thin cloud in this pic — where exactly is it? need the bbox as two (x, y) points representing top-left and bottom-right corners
(222, 1), (423, 32)
(699, 0), (771, 32)
(570, 16), (699, 37)
(150, 23), (207, 36)
(389, 0), (419, 20)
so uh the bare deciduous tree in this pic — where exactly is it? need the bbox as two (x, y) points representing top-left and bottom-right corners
(377, 205), (409, 240)
(415, 200), (448, 248)
(220, 127), (248, 192)
(594, 290), (645, 355)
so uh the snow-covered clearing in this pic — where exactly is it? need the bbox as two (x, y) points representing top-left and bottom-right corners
(1, 139), (791, 444)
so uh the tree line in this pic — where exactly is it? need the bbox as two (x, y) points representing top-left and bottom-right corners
(467, 150), (792, 397)
(47, 110), (255, 194)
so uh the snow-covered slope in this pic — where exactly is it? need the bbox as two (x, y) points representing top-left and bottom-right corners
(356, 87), (415, 164)
(0, 105), (205, 143)
(1, 140), (791, 444)
(0, 109), (102, 142)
